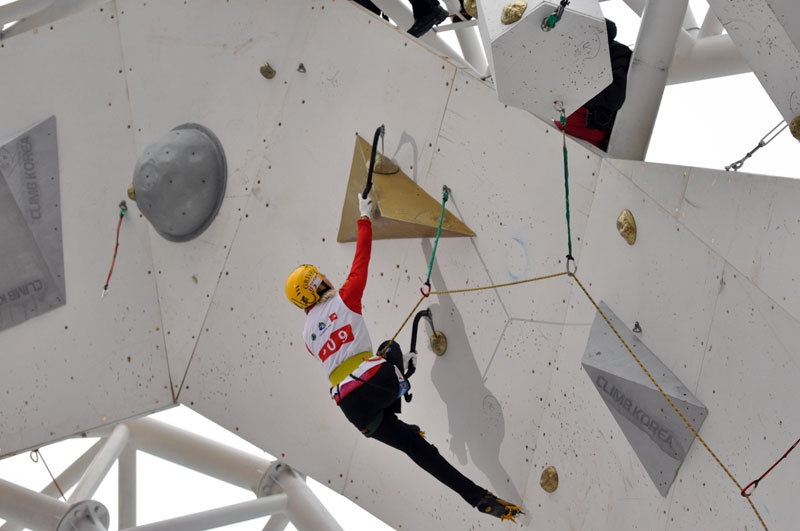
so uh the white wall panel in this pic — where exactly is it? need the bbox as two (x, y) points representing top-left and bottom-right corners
(682, 168), (800, 323)
(177, 0), (460, 501)
(607, 158), (691, 218)
(526, 159), (799, 530)
(686, 266), (800, 529)
(145, 196), (248, 395)
(433, 70), (599, 322)
(580, 160), (724, 390)
(666, 265), (800, 530)
(114, 0), (315, 391)
(526, 160), (729, 528)
(0, 2), (170, 456)
(117, 0), (309, 197)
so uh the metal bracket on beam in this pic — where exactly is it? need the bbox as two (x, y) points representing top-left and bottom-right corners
(57, 500), (110, 531)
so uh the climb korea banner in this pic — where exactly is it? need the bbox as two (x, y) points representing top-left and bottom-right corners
(0, 116), (65, 332)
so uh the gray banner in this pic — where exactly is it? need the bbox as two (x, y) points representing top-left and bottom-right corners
(0, 116), (65, 331)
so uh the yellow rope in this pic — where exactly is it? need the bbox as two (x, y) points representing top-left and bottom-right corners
(569, 272), (768, 531)
(383, 271), (570, 351)
(432, 271), (570, 295)
(387, 268), (768, 530)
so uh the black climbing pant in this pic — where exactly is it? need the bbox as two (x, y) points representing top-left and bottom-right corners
(338, 362), (485, 506)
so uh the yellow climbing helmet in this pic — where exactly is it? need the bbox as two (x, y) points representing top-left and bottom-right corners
(285, 264), (324, 309)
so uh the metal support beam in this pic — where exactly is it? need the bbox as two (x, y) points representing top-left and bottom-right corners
(261, 462), (344, 531)
(441, 0), (489, 77)
(369, 0), (467, 72)
(117, 493), (289, 531)
(620, 0), (696, 54)
(262, 514), (291, 531)
(0, 0), (104, 38)
(0, 0), (55, 26)
(697, 7), (724, 38)
(124, 418), (270, 493)
(615, 0), (746, 83)
(70, 424), (131, 503)
(118, 446), (137, 529)
(0, 476), (69, 530)
(667, 34), (748, 84)
(0, 418), (348, 531)
(57, 500), (109, 531)
(607, 0), (690, 160)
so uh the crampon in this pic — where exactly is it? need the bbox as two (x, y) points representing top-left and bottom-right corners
(475, 492), (524, 522)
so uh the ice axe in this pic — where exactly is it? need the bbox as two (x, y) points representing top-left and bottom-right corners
(362, 124), (399, 199)
(362, 124), (384, 199)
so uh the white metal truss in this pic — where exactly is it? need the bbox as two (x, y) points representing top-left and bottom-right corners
(0, 418), (344, 531)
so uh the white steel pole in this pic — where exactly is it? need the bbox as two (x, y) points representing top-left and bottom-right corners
(124, 418), (270, 492)
(441, 0), (489, 77)
(696, 7), (724, 39)
(118, 446), (137, 529)
(607, 0), (690, 160)
(369, 0), (466, 69)
(267, 463), (344, 531)
(0, 477), (69, 531)
(0, 0), (54, 26)
(118, 493), (289, 531)
(667, 34), (748, 85)
(262, 514), (290, 531)
(70, 424), (131, 503)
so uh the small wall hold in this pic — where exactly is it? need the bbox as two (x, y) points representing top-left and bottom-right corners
(464, 0), (478, 18)
(790, 115), (800, 141)
(501, 1), (527, 25)
(616, 208), (637, 245)
(430, 331), (447, 356)
(259, 63), (276, 79)
(540, 466), (558, 492)
(371, 152), (399, 175)
(297, 63), (306, 73)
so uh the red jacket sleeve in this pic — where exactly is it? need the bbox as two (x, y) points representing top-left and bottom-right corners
(339, 218), (372, 313)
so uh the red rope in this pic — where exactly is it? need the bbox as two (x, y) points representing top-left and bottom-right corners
(741, 437), (800, 497)
(103, 202), (127, 295)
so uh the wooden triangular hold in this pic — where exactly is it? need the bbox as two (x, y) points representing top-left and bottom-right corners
(337, 135), (475, 242)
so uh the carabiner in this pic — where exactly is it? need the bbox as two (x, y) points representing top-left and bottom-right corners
(420, 282), (432, 297)
(566, 254), (577, 275)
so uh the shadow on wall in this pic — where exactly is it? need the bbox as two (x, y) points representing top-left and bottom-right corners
(421, 239), (523, 505)
(391, 131), (418, 182)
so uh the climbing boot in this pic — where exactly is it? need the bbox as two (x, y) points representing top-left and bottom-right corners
(475, 492), (524, 522)
(408, 6), (448, 38)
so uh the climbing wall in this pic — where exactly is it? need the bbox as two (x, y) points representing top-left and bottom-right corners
(0, 3), (171, 456)
(0, 1), (798, 530)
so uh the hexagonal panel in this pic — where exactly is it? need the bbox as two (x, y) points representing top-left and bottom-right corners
(478, 0), (611, 119)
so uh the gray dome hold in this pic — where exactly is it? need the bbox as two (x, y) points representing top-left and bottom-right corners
(131, 123), (227, 242)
